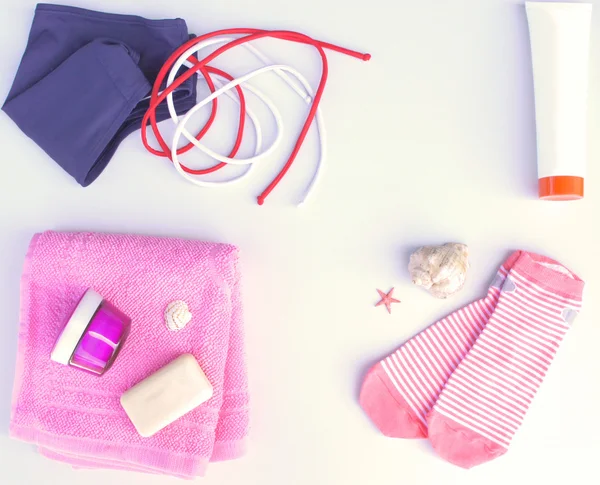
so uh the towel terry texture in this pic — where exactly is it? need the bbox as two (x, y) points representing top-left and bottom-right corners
(10, 231), (249, 479)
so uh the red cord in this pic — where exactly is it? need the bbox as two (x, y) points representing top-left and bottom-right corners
(142, 28), (370, 204)
(184, 64), (247, 175)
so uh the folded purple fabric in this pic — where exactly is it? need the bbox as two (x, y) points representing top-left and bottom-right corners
(2, 3), (197, 186)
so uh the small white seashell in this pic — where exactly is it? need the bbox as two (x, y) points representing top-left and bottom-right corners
(408, 243), (470, 299)
(165, 300), (192, 331)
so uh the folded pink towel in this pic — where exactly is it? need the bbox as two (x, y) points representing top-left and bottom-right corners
(10, 231), (249, 479)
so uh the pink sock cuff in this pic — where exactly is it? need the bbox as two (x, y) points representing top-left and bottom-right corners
(501, 251), (523, 272)
(511, 251), (584, 301)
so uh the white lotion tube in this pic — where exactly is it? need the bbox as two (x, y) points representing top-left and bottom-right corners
(525, 2), (592, 200)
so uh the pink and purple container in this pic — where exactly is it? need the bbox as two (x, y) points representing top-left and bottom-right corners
(50, 288), (130, 376)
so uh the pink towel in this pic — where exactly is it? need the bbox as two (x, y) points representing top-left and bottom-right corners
(10, 231), (249, 479)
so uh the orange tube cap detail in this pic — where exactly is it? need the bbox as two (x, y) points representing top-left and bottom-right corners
(539, 176), (584, 201)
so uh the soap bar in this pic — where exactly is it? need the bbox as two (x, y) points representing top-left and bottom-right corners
(120, 354), (213, 437)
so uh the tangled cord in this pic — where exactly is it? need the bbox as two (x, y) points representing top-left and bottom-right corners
(167, 38), (289, 187)
(141, 28), (370, 205)
(171, 56), (324, 201)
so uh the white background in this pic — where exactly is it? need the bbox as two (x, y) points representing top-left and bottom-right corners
(1, 0), (599, 483)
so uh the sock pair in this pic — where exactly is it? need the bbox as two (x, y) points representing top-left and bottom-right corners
(359, 250), (584, 468)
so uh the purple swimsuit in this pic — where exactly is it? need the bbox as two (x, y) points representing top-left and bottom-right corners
(2, 4), (197, 186)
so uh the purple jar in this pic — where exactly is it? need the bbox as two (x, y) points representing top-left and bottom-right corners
(51, 289), (130, 375)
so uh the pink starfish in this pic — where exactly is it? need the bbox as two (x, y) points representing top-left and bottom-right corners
(375, 288), (401, 314)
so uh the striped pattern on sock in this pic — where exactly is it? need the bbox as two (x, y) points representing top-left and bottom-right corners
(379, 265), (510, 427)
(429, 268), (583, 449)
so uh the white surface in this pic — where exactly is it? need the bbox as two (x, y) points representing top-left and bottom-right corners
(1, 0), (600, 484)
(526, 2), (592, 178)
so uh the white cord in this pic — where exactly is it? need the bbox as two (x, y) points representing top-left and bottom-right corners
(164, 36), (326, 205)
(173, 70), (261, 184)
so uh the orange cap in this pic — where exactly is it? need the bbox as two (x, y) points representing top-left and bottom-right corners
(539, 176), (584, 201)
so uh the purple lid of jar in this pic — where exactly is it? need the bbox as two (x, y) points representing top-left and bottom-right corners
(70, 299), (131, 375)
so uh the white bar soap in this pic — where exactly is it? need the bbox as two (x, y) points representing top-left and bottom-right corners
(120, 353), (213, 437)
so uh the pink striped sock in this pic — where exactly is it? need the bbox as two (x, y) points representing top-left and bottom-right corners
(359, 252), (522, 438)
(427, 252), (584, 468)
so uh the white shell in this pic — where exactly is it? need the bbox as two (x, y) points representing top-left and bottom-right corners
(408, 243), (469, 299)
(165, 300), (192, 331)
